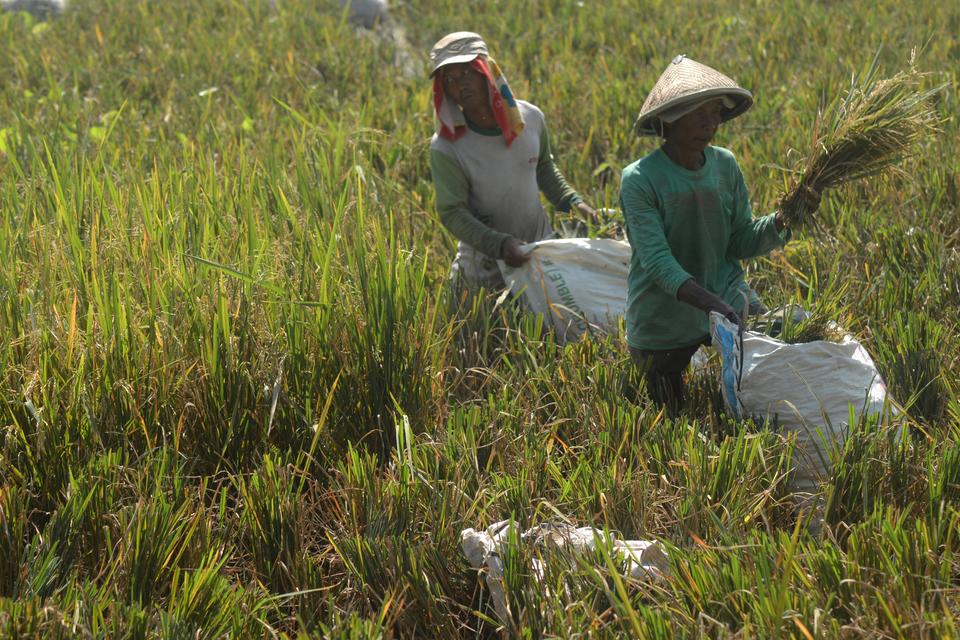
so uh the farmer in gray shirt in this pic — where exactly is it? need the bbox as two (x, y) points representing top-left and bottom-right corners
(428, 32), (596, 291)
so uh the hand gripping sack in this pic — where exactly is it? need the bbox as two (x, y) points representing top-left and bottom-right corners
(498, 238), (630, 342)
(710, 312), (892, 497)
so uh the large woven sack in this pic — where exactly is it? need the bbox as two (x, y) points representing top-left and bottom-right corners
(498, 238), (630, 342)
(710, 312), (892, 498)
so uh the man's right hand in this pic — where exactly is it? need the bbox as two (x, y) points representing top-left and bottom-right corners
(501, 237), (531, 267)
(676, 279), (742, 326)
(722, 309), (743, 327)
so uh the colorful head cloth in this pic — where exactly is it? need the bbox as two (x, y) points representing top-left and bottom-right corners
(429, 32), (524, 147)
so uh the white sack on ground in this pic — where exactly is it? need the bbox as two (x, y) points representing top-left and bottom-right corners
(710, 312), (892, 498)
(2, 0), (64, 19)
(340, 0), (388, 28)
(498, 238), (630, 342)
(461, 520), (669, 627)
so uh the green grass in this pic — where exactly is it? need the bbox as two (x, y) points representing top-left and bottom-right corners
(0, 0), (958, 636)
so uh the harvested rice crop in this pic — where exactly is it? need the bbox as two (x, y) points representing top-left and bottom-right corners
(778, 52), (944, 226)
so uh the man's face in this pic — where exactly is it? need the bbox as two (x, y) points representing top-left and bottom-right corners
(665, 99), (724, 151)
(441, 62), (489, 112)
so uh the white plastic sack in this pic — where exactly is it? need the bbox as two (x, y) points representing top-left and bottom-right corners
(340, 0), (388, 28)
(498, 238), (630, 342)
(710, 312), (892, 498)
(461, 520), (668, 627)
(2, 0), (65, 19)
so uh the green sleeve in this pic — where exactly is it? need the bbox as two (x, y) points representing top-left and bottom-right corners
(620, 171), (695, 298)
(430, 148), (510, 259)
(726, 161), (789, 260)
(535, 124), (582, 212)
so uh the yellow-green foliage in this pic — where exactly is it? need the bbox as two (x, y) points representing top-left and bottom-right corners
(0, 0), (958, 637)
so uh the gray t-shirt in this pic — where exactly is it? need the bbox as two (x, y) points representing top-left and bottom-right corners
(430, 100), (581, 289)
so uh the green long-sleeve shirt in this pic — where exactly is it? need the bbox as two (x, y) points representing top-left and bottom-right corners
(620, 146), (787, 350)
(430, 100), (583, 287)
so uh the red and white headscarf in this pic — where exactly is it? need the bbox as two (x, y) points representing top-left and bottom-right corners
(432, 56), (525, 147)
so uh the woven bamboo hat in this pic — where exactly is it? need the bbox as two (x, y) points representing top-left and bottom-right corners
(634, 55), (753, 137)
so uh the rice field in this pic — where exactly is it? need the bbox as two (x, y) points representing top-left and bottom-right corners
(0, 0), (958, 637)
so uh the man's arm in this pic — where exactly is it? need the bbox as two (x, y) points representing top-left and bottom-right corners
(676, 279), (742, 325)
(536, 123), (596, 222)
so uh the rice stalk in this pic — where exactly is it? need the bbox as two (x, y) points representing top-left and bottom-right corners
(778, 52), (945, 226)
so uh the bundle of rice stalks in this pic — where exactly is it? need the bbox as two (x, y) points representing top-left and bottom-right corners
(778, 52), (945, 226)
(751, 304), (847, 344)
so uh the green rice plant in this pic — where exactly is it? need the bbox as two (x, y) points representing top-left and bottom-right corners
(110, 492), (206, 607)
(490, 522), (546, 636)
(639, 420), (794, 539)
(325, 194), (453, 459)
(169, 289), (285, 472)
(769, 308), (849, 345)
(445, 288), (545, 387)
(431, 404), (501, 501)
(1, 373), (88, 521)
(236, 453), (317, 595)
(927, 441), (960, 508)
(0, 428), (121, 602)
(15, 449), (130, 599)
(0, 486), (29, 598)
(88, 601), (151, 640)
(0, 596), (76, 640)
(666, 529), (834, 636)
(39, 578), (152, 639)
(327, 533), (470, 638)
(22, 480), (100, 599)
(803, 540), (858, 625)
(323, 422), (488, 635)
(311, 593), (395, 640)
(823, 418), (925, 528)
(777, 51), (945, 226)
(683, 428), (794, 537)
(161, 547), (249, 639)
(836, 507), (960, 636)
(871, 310), (952, 424)
(13, 534), (65, 601)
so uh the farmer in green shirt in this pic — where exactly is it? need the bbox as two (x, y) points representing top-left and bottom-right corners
(428, 32), (596, 292)
(621, 55), (819, 412)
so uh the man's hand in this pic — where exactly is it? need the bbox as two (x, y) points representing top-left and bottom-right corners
(676, 279), (742, 326)
(501, 237), (531, 267)
(802, 185), (822, 213)
(776, 185), (822, 230)
(722, 309), (743, 327)
(575, 201), (598, 225)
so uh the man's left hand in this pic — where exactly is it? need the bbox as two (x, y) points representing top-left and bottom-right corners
(576, 201), (598, 225)
(802, 185), (822, 214)
(776, 185), (822, 230)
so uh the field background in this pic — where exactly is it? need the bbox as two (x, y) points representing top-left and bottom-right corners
(1, 0), (958, 637)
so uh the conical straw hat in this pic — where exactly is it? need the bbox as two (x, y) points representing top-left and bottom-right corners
(634, 55), (753, 136)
